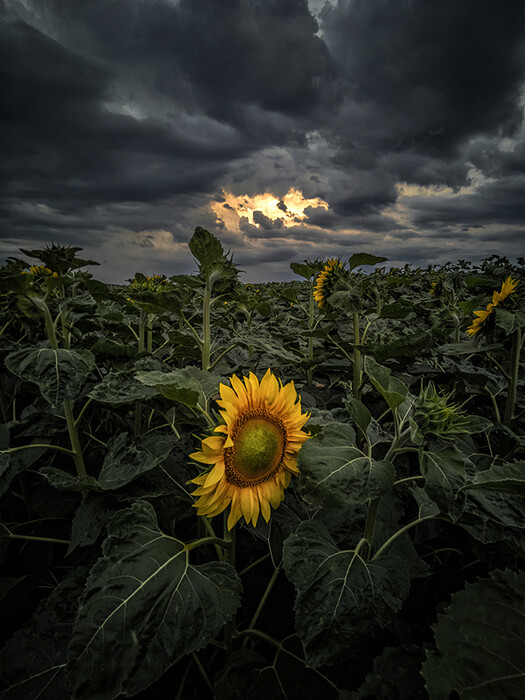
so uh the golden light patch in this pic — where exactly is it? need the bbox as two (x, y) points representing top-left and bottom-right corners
(212, 187), (329, 230)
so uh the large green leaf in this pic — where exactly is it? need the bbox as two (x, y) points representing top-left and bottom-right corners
(344, 397), (372, 441)
(5, 347), (95, 407)
(298, 424), (395, 508)
(189, 226), (225, 274)
(358, 330), (435, 362)
(283, 521), (414, 667)
(459, 488), (525, 546)
(460, 460), (525, 497)
(290, 262), (317, 280)
(0, 568), (86, 700)
(97, 433), (178, 490)
(364, 356), (408, 410)
(67, 500), (241, 700)
(135, 368), (201, 407)
(348, 253), (388, 271)
(352, 644), (426, 700)
(419, 445), (470, 520)
(495, 307), (525, 333)
(135, 365), (225, 410)
(67, 493), (116, 556)
(423, 569), (525, 699)
(88, 359), (161, 405)
(0, 444), (45, 497)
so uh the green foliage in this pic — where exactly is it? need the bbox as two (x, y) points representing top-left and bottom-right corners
(283, 520), (418, 667)
(5, 347), (95, 407)
(298, 423), (395, 508)
(0, 246), (524, 699)
(422, 569), (525, 699)
(67, 501), (242, 699)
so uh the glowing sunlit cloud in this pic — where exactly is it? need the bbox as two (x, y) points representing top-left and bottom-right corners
(212, 187), (329, 230)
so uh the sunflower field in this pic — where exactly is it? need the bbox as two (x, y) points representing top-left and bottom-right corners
(0, 230), (524, 699)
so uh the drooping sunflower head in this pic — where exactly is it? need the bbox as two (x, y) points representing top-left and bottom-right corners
(467, 276), (519, 336)
(190, 369), (310, 529)
(313, 258), (344, 308)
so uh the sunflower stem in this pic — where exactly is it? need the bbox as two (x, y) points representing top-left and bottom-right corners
(191, 652), (213, 694)
(195, 404), (216, 430)
(2, 525), (70, 545)
(242, 563), (281, 648)
(353, 312), (362, 402)
(223, 516), (237, 656)
(372, 514), (438, 561)
(362, 497), (380, 559)
(175, 657), (193, 700)
(147, 313), (154, 353)
(63, 399), (88, 481)
(307, 277), (315, 386)
(185, 536), (231, 552)
(200, 516), (225, 561)
(30, 295), (58, 349)
(503, 327), (522, 429)
(1, 443), (75, 457)
(135, 309), (147, 438)
(202, 278), (212, 371)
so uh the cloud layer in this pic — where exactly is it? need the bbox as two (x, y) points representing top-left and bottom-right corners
(2, 0), (525, 282)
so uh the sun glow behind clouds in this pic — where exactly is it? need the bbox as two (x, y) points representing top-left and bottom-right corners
(212, 187), (329, 230)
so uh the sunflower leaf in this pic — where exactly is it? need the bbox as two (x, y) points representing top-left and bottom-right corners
(459, 460), (525, 497)
(283, 520), (413, 667)
(97, 433), (178, 490)
(348, 253), (388, 271)
(4, 347), (95, 408)
(422, 569), (525, 699)
(494, 307), (525, 333)
(290, 262), (316, 280)
(364, 356), (408, 410)
(298, 423), (395, 508)
(0, 567), (87, 700)
(419, 445), (470, 520)
(67, 500), (242, 700)
(134, 368), (202, 408)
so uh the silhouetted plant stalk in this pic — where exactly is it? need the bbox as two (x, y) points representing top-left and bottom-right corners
(307, 276), (315, 386)
(202, 278), (212, 371)
(29, 295), (89, 488)
(503, 327), (523, 429)
(353, 312), (362, 402)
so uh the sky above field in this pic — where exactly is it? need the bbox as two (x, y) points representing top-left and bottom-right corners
(2, 0), (525, 283)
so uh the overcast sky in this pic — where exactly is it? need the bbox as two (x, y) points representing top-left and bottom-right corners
(2, 0), (525, 283)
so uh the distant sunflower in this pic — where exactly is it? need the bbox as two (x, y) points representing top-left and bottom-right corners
(190, 369), (310, 529)
(313, 258), (343, 307)
(467, 276), (519, 336)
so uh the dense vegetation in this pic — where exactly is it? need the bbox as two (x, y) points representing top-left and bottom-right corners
(0, 232), (524, 699)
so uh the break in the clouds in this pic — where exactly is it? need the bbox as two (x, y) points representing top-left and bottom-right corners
(2, 0), (525, 283)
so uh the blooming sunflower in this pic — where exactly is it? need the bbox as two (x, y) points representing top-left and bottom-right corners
(313, 258), (343, 307)
(467, 276), (519, 336)
(190, 369), (310, 529)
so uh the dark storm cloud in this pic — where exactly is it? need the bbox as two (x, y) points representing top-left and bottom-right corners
(409, 175), (525, 229)
(0, 16), (256, 226)
(2, 0), (525, 281)
(21, 0), (338, 126)
(320, 0), (525, 161)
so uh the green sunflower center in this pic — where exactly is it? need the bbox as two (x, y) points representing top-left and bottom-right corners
(225, 413), (286, 486)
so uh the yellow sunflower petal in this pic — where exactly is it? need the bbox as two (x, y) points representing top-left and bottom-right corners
(203, 461), (225, 488)
(190, 369), (310, 529)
